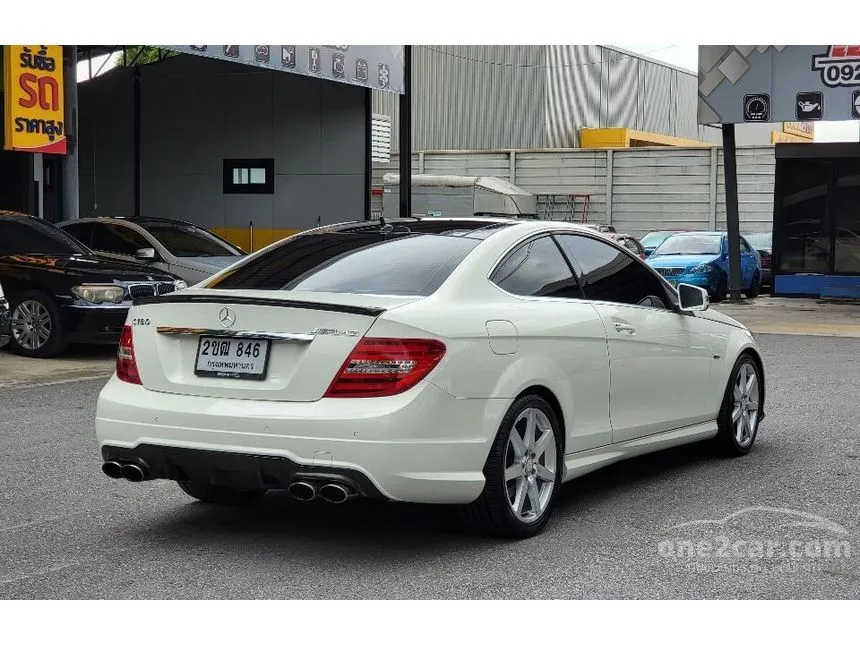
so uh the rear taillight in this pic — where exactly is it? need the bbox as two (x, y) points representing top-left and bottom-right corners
(761, 255), (771, 268)
(116, 324), (142, 385)
(324, 337), (446, 398)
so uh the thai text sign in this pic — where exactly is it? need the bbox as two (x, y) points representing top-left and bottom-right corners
(3, 45), (67, 154)
(698, 45), (860, 124)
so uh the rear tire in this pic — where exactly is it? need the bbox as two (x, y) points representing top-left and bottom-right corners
(744, 271), (761, 299)
(178, 480), (266, 505)
(461, 395), (563, 539)
(712, 272), (728, 303)
(715, 354), (763, 456)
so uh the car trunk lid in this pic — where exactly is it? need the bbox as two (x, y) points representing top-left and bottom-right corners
(127, 288), (421, 402)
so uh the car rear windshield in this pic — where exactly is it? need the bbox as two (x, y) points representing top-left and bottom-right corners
(652, 234), (722, 256)
(207, 222), (503, 296)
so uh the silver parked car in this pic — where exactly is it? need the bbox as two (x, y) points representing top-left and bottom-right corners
(59, 217), (245, 285)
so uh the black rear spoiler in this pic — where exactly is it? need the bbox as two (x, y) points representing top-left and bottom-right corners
(133, 293), (386, 318)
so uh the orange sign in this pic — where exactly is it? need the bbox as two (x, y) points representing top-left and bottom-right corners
(3, 45), (66, 154)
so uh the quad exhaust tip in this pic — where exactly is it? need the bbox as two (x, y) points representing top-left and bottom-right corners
(319, 483), (356, 504)
(101, 461), (124, 479)
(101, 460), (150, 482)
(288, 480), (357, 503)
(120, 463), (146, 482)
(288, 481), (317, 502)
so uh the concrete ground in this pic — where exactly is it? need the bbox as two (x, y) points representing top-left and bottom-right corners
(713, 295), (860, 338)
(0, 333), (857, 599)
(0, 346), (116, 388)
(0, 294), (857, 387)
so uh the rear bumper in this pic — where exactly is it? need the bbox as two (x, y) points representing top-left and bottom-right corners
(102, 443), (388, 499)
(96, 377), (510, 504)
(60, 304), (128, 344)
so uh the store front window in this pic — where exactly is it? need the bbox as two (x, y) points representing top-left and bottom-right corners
(834, 164), (860, 274)
(777, 159), (831, 274)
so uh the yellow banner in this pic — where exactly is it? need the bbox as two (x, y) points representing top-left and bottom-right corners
(3, 45), (66, 154)
(783, 121), (814, 139)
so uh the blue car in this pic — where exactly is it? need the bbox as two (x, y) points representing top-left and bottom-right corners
(646, 231), (762, 302)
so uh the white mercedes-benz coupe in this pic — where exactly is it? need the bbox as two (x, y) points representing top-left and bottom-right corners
(95, 217), (766, 538)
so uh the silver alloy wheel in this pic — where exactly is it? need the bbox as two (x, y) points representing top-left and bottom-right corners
(504, 407), (557, 524)
(732, 362), (760, 448)
(11, 300), (52, 351)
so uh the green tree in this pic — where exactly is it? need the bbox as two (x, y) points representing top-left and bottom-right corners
(114, 46), (176, 67)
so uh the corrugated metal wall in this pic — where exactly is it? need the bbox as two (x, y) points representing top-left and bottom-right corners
(373, 145), (776, 235)
(373, 46), (546, 151)
(373, 46), (734, 151)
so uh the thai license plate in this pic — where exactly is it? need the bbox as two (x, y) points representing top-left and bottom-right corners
(194, 336), (271, 380)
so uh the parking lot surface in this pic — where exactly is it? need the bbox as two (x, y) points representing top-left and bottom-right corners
(0, 334), (857, 599)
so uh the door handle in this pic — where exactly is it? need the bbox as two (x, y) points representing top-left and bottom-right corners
(613, 321), (636, 335)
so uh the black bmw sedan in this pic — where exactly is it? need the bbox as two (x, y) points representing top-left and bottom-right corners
(0, 212), (185, 358)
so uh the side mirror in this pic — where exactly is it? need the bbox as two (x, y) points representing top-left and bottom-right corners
(678, 283), (709, 312)
(135, 247), (157, 261)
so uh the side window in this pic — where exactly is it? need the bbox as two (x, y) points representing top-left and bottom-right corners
(62, 222), (96, 248)
(91, 223), (151, 255)
(739, 238), (752, 253)
(490, 236), (582, 298)
(554, 234), (670, 309)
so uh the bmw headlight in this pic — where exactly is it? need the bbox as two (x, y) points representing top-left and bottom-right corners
(71, 284), (125, 304)
(689, 263), (714, 274)
(174, 280), (188, 291)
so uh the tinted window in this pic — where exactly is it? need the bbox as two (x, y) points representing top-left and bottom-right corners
(0, 218), (91, 255)
(490, 236), (581, 298)
(92, 223), (151, 255)
(652, 234), (722, 256)
(555, 234), (670, 308)
(210, 232), (487, 297)
(739, 237), (752, 253)
(62, 221), (97, 247)
(142, 222), (241, 257)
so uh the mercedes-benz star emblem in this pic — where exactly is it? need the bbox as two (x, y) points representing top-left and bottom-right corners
(219, 307), (236, 328)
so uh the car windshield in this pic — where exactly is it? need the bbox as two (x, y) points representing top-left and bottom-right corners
(0, 218), (92, 256)
(743, 233), (772, 248)
(640, 231), (677, 247)
(142, 223), (241, 258)
(652, 234), (722, 256)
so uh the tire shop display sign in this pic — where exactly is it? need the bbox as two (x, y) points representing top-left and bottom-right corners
(168, 45), (405, 95)
(2, 45), (67, 154)
(698, 45), (860, 124)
